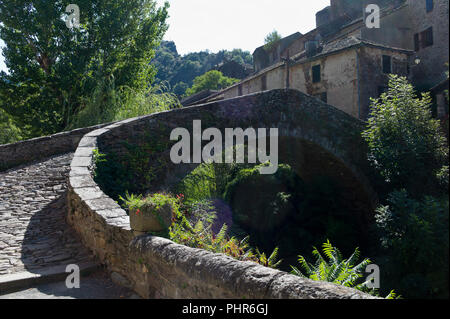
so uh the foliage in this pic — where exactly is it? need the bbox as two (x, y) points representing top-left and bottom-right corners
(176, 159), (251, 204)
(264, 30), (282, 50)
(152, 41), (253, 96)
(291, 240), (371, 287)
(92, 126), (173, 200)
(291, 240), (398, 299)
(185, 70), (239, 97)
(0, 108), (22, 144)
(0, 0), (169, 138)
(374, 190), (449, 299)
(120, 191), (180, 214)
(118, 189), (282, 269)
(66, 81), (180, 130)
(169, 202), (281, 269)
(223, 163), (363, 269)
(362, 75), (448, 197)
(120, 192), (180, 237)
(224, 163), (303, 235)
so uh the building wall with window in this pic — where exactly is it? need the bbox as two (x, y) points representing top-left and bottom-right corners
(289, 49), (360, 117)
(407, 0), (449, 89)
(216, 43), (410, 120)
(218, 48), (360, 118)
(358, 46), (411, 119)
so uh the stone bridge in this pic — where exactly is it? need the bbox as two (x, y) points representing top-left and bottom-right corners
(0, 89), (380, 299)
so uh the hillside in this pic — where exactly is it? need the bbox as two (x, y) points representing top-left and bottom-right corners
(152, 41), (253, 96)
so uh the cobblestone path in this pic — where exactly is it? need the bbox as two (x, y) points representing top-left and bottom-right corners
(0, 153), (95, 276)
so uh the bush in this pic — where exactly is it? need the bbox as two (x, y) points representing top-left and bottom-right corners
(362, 75), (448, 197)
(374, 190), (449, 299)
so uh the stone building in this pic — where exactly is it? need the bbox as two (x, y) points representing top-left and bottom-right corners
(204, 0), (449, 120)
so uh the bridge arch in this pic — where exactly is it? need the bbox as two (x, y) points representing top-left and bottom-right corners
(66, 88), (383, 299)
(93, 89), (381, 213)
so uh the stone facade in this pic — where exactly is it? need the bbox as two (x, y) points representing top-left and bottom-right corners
(212, 39), (411, 120)
(66, 90), (379, 299)
(208, 0), (448, 121)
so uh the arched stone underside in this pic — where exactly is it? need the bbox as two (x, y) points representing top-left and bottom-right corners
(67, 89), (381, 299)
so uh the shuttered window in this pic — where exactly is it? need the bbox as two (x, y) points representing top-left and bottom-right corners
(312, 65), (321, 83)
(421, 27), (433, 48)
(426, 0), (433, 12)
(382, 55), (392, 74)
(414, 33), (420, 51)
(261, 74), (267, 90)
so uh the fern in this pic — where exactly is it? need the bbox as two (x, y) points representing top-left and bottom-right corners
(291, 240), (398, 298)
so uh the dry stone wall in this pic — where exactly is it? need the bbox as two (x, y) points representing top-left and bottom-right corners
(0, 124), (109, 172)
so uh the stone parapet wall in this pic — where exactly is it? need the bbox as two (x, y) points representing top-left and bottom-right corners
(67, 90), (378, 299)
(0, 124), (109, 171)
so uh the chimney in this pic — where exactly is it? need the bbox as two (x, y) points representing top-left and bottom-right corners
(305, 41), (319, 58)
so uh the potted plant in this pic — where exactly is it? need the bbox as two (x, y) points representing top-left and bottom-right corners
(121, 193), (176, 233)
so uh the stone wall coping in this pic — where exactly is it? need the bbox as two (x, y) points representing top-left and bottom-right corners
(0, 122), (112, 171)
(67, 89), (379, 299)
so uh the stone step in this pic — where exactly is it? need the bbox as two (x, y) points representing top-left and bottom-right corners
(0, 261), (101, 296)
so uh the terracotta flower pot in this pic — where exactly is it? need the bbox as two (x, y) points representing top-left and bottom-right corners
(129, 202), (173, 233)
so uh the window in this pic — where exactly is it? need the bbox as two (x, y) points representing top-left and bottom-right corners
(415, 27), (434, 50)
(426, 0), (433, 12)
(238, 84), (242, 96)
(312, 65), (321, 83)
(261, 74), (267, 91)
(414, 33), (420, 51)
(421, 27), (433, 48)
(382, 55), (392, 74)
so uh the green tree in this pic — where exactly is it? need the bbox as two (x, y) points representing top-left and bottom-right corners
(0, 108), (22, 144)
(152, 41), (253, 91)
(362, 75), (448, 197)
(185, 70), (239, 97)
(173, 81), (188, 97)
(0, 0), (169, 138)
(264, 30), (282, 50)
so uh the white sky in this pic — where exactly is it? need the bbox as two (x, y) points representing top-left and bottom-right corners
(0, 0), (330, 72)
(159, 0), (330, 54)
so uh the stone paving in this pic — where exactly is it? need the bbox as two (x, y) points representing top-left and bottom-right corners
(0, 271), (139, 299)
(0, 153), (95, 276)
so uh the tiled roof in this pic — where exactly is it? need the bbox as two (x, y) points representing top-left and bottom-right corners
(292, 36), (413, 63)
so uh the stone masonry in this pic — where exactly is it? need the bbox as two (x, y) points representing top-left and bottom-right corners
(0, 153), (94, 275)
(1, 89), (381, 298)
(67, 89), (379, 299)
